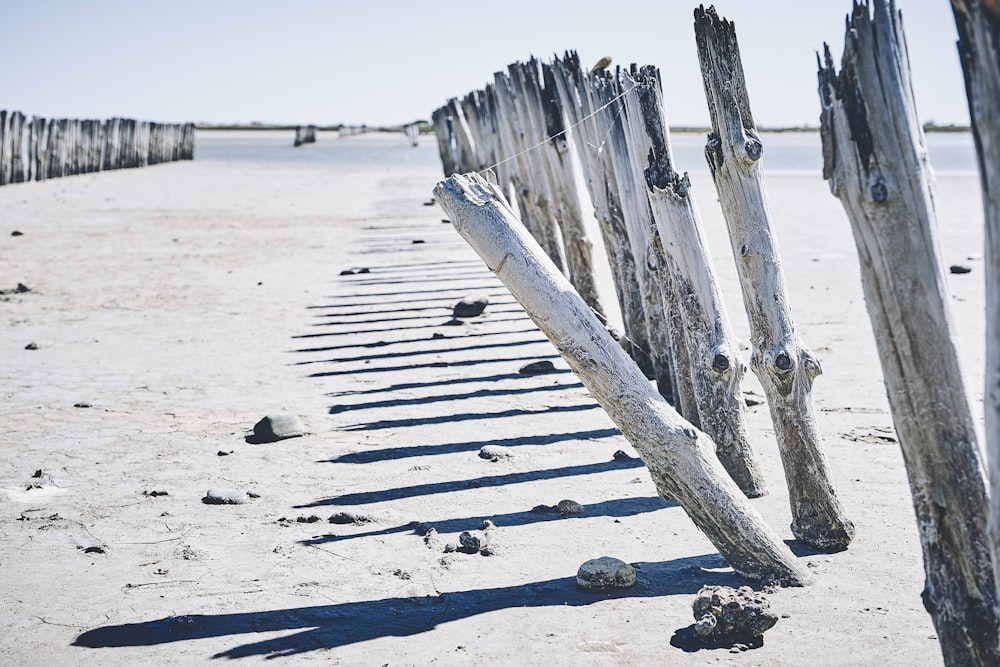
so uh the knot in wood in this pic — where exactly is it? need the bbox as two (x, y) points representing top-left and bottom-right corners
(711, 353), (731, 372)
(774, 351), (794, 372)
(870, 180), (888, 204)
(743, 138), (763, 162)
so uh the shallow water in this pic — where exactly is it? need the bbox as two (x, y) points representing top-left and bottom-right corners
(194, 129), (978, 176)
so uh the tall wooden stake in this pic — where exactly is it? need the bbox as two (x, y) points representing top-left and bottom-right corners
(819, 2), (998, 664)
(695, 5), (854, 551)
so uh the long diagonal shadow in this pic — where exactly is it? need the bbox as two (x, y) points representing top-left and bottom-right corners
(291, 327), (543, 353)
(327, 370), (575, 398)
(308, 354), (559, 378)
(296, 337), (551, 365)
(341, 403), (599, 431)
(301, 496), (675, 546)
(295, 458), (645, 508)
(327, 427), (620, 464)
(328, 382), (585, 415)
(72, 554), (738, 659)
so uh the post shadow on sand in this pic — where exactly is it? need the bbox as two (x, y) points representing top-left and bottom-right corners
(326, 369), (575, 399)
(302, 314), (529, 337)
(305, 290), (511, 310)
(296, 336), (551, 366)
(327, 427), (621, 464)
(327, 381), (584, 415)
(341, 402), (598, 431)
(300, 495), (676, 546)
(291, 326), (542, 354)
(72, 553), (743, 659)
(308, 353), (560, 378)
(295, 456), (645, 508)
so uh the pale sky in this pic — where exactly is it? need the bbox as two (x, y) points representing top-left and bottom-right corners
(2, 1), (968, 128)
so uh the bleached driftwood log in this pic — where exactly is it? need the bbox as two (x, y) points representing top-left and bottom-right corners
(435, 172), (808, 584)
(952, 0), (1000, 622)
(695, 6), (854, 551)
(819, 2), (999, 664)
(620, 67), (766, 498)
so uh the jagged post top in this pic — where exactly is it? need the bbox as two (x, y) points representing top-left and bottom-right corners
(694, 5), (763, 173)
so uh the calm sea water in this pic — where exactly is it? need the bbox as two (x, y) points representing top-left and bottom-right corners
(194, 130), (979, 176)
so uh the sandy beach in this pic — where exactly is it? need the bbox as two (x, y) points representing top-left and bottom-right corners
(0, 133), (986, 665)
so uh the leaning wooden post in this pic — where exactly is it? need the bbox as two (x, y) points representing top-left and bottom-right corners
(620, 67), (766, 498)
(435, 172), (809, 585)
(695, 5), (854, 551)
(952, 0), (1000, 623)
(818, 2), (999, 663)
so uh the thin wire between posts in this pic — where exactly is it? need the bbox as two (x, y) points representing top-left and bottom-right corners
(475, 86), (630, 177)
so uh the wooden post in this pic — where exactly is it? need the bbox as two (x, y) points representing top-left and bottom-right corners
(435, 172), (809, 585)
(620, 67), (766, 498)
(551, 54), (656, 379)
(819, 2), (999, 663)
(588, 69), (683, 408)
(494, 70), (569, 274)
(952, 0), (1000, 629)
(695, 6), (854, 551)
(0, 110), (9, 186)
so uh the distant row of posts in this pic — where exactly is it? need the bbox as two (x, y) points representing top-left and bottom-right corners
(0, 110), (194, 186)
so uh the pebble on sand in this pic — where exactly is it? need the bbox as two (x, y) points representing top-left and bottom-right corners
(518, 360), (556, 375)
(950, 264), (972, 274)
(576, 557), (636, 591)
(479, 444), (514, 461)
(557, 499), (585, 515)
(452, 294), (489, 318)
(250, 413), (307, 443)
(202, 488), (250, 505)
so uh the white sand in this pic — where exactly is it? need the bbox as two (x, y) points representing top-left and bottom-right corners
(0, 155), (985, 665)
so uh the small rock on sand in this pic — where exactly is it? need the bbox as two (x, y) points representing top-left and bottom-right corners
(692, 585), (778, 647)
(24, 342), (38, 350)
(202, 488), (250, 505)
(329, 511), (373, 525)
(950, 264), (972, 274)
(479, 445), (513, 461)
(453, 294), (489, 318)
(557, 499), (585, 515)
(250, 413), (307, 443)
(518, 360), (556, 375)
(577, 557), (636, 591)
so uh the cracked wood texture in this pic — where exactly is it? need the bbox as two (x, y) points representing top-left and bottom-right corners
(434, 172), (809, 585)
(818, 2), (998, 664)
(695, 5), (854, 551)
(618, 67), (766, 498)
(952, 0), (1000, 634)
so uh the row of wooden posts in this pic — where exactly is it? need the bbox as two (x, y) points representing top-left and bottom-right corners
(0, 111), (194, 186)
(433, 3), (1000, 665)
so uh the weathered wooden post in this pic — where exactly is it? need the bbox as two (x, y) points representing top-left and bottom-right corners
(695, 6), (854, 551)
(293, 125), (317, 147)
(588, 69), (685, 409)
(403, 121), (421, 148)
(494, 69), (569, 273)
(9, 112), (26, 183)
(952, 0), (1000, 622)
(435, 172), (809, 585)
(818, 1), (999, 663)
(551, 55), (655, 379)
(620, 67), (766, 498)
(0, 110), (10, 186)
